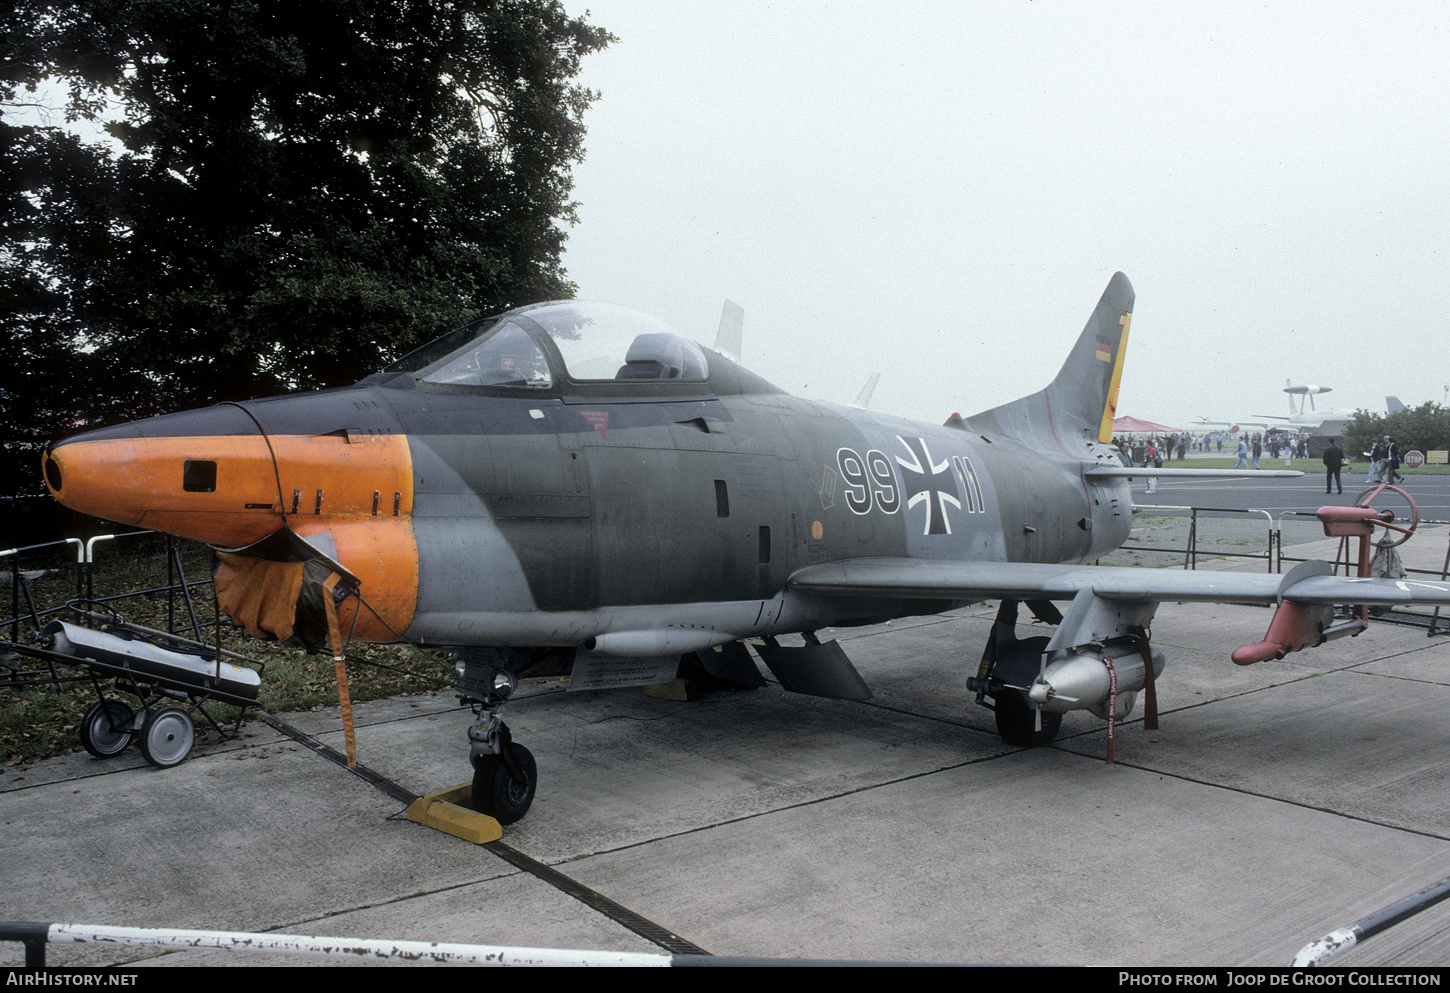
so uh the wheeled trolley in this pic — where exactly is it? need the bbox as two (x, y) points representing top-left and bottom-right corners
(41, 616), (264, 769)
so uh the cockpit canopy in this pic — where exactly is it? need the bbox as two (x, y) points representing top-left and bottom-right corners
(388, 301), (710, 389)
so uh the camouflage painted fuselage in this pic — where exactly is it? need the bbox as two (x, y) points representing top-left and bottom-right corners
(44, 343), (1133, 654)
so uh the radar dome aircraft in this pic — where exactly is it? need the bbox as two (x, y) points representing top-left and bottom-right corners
(1197, 381), (1362, 437)
(42, 273), (1450, 824)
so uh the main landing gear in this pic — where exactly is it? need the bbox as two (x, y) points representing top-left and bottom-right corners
(966, 596), (1165, 753)
(967, 599), (1064, 747)
(458, 649), (537, 825)
(990, 682), (1062, 748)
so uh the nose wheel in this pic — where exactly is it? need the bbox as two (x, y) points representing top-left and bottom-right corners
(472, 738), (537, 825)
(459, 651), (538, 824)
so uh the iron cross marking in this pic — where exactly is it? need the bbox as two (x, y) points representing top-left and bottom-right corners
(895, 436), (961, 535)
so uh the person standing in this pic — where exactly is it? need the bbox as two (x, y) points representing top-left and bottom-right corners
(1252, 436), (1262, 469)
(1323, 438), (1345, 495)
(1145, 440), (1160, 494)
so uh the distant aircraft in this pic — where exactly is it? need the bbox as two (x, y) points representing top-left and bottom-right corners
(1253, 381), (1357, 435)
(713, 300), (743, 363)
(1198, 381), (1373, 437)
(848, 372), (881, 409)
(42, 273), (1450, 824)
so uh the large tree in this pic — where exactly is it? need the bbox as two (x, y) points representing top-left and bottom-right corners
(1, 0), (611, 493)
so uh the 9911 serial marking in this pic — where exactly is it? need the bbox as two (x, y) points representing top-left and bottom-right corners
(836, 446), (900, 516)
(834, 437), (981, 536)
(953, 455), (986, 514)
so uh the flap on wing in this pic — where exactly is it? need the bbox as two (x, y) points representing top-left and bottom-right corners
(787, 558), (1450, 607)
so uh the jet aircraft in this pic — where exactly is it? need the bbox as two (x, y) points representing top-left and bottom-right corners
(42, 273), (1450, 824)
(1198, 381), (1367, 438)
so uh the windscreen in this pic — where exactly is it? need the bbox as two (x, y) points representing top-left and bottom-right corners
(516, 301), (708, 382)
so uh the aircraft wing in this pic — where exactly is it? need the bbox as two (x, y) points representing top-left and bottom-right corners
(787, 558), (1450, 606)
(1083, 467), (1300, 479)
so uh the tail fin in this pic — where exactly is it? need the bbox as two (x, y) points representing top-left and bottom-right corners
(965, 272), (1134, 452)
(714, 300), (744, 363)
(849, 372), (881, 409)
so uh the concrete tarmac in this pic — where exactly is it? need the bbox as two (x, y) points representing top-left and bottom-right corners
(4, 533), (1450, 967)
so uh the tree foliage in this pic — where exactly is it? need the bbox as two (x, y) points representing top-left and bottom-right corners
(1343, 402), (1450, 459)
(1, 0), (612, 493)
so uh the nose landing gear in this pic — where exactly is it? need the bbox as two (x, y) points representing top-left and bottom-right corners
(459, 650), (536, 825)
(471, 721), (537, 826)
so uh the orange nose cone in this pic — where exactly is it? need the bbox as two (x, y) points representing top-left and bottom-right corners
(45, 436), (156, 527)
(45, 432), (286, 546)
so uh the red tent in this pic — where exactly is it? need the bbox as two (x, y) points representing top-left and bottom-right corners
(1113, 415), (1180, 434)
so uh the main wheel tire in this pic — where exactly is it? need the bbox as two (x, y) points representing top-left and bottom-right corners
(139, 707), (194, 768)
(472, 744), (537, 825)
(79, 700), (134, 758)
(994, 688), (1062, 747)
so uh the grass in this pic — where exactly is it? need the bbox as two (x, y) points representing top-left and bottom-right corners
(1, 535), (457, 767)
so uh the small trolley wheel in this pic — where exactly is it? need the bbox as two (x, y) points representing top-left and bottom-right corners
(139, 707), (195, 768)
(472, 744), (537, 825)
(79, 700), (134, 758)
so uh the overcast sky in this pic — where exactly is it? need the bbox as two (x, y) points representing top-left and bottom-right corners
(558, 1), (1450, 430)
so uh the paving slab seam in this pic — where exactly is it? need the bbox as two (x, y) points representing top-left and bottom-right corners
(256, 711), (417, 804)
(253, 710), (711, 957)
(848, 698), (1001, 733)
(1, 764), (157, 796)
(1048, 747), (1450, 844)
(289, 686), (570, 731)
(545, 750), (1025, 864)
(1342, 640), (1450, 669)
(480, 841), (709, 956)
(0, 731), (261, 796)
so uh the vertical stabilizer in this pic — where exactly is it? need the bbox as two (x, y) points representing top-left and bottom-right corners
(966, 272), (1135, 453)
(849, 372), (881, 409)
(714, 300), (744, 363)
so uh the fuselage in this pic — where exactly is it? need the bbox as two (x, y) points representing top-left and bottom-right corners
(44, 300), (1132, 654)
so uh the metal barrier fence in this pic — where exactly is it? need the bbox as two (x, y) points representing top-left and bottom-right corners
(1130, 504), (1450, 635)
(1, 531), (218, 691)
(1121, 505), (1276, 571)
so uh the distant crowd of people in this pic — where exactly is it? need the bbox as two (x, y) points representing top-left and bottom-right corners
(1110, 430), (1408, 496)
(1111, 431), (1306, 464)
(1110, 431), (1311, 494)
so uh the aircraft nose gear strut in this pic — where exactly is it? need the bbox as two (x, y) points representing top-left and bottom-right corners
(458, 652), (536, 825)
